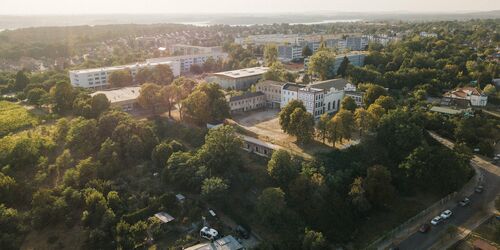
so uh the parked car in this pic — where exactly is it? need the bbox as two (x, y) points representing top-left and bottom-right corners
(419, 223), (431, 233)
(440, 210), (453, 219)
(475, 185), (484, 193)
(200, 227), (220, 241)
(235, 225), (250, 239)
(431, 216), (443, 225)
(459, 197), (470, 206)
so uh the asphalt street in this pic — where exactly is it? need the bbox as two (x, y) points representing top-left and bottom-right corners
(396, 132), (500, 250)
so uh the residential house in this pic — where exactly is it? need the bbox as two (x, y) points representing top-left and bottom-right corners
(444, 87), (488, 107)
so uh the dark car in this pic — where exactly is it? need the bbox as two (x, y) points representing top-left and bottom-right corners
(235, 225), (250, 239)
(419, 223), (431, 233)
(475, 185), (484, 193)
(458, 197), (470, 206)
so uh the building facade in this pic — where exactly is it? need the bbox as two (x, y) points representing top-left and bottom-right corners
(69, 61), (181, 89)
(90, 86), (141, 112)
(280, 79), (357, 119)
(206, 67), (268, 90)
(228, 91), (266, 113)
(146, 52), (228, 73)
(255, 80), (286, 108)
(169, 44), (222, 55)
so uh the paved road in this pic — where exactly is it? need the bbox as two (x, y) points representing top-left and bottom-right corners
(396, 132), (500, 250)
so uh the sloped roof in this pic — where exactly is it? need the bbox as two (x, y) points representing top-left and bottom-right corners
(309, 78), (350, 91)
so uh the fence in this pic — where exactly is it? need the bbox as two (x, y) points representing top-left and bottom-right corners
(365, 164), (480, 250)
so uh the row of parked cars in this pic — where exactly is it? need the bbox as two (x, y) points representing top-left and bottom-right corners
(419, 192), (478, 233)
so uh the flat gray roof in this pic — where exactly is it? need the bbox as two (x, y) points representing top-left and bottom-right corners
(91, 86), (141, 103)
(212, 67), (269, 79)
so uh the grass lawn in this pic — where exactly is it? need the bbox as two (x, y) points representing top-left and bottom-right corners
(0, 101), (38, 136)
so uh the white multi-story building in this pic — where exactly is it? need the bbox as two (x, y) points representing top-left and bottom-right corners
(147, 52), (228, 73)
(69, 61), (181, 89)
(169, 44), (223, 55)
(280, 78), (357, 119)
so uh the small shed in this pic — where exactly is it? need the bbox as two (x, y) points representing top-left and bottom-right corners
(175, 194), (186, 203)
(154, 212), (175, 224)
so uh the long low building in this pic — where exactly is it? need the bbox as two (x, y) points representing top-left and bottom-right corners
(90, 86), (141, 112)
(146, 52), (228, 73)
(206, 67), (269, 90)
(228, 91), (266, 113)
(240, 134), (282, 158)
(69, 61), (180, 89)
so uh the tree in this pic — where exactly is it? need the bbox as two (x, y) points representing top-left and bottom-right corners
(169, 77), (196, 120)
(256, 187), (286, 224)
(483, 84), (496, 96)
(203, 56), (218, 72)
(190, 64), (203, 75)
(302, 228), (328, 250)
(367, 104), (385, 123)
(108, 70), (133, 88)
(14, 70), (29, 91)
(91, 94), (110, 117)
(264, 44), (278, 66)
(267, 150), (298, 188)
(328, 109), (355, 143)
(288, 108), (315, 143)
(137, 83), (162, 114)
(263, 62), (295, 82)
(308, 50), (336, 80)
(135, 68), (152, 84)
(377, 108), (424, 162)
(0, 204), (23, 250)
(340, 96), (357, 112)
(337, 56), (350, 77)
(201, 177), (229, 201)
(373, 95), (396, 110)
(27, 88), (48, 106)
(151, 64), (174, 85)
(66, 118), (98, 155)
(348, 177), (371, 213)
(279, 100), (306, 133)
(160, 85), (175, 118)
(151, 141), (172, 168)
(364, 165), (395, 208)
(302, 46), (313, 58)
(363, 84), (388, 106)
(50, 81), (75, 114)
(196, 125), (242, 176)
(316, 113), (330, 143)
(0, 172), (17, 204)
(183, 83), (229, 124)
(354, 107), (375, 136)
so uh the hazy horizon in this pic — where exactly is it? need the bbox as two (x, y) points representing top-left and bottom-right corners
(2, 0), (500, 15)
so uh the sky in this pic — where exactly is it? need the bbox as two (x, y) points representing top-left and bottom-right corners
(1, 0), (499, 15)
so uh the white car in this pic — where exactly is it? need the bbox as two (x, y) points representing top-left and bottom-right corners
(440, 210), (452, 219)
(200, 226), (219, 241)
(431, 216), (443, 225)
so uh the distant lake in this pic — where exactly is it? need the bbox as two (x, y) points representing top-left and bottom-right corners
(290, 19), (362, 25)
(175, 19), (362, 27)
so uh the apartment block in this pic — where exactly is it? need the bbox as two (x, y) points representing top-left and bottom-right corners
(147, 52), (228, 73)
(69, 60), (181, 89)
(206, 67), (269, 90)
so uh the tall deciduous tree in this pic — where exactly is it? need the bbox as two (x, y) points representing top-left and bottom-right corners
(137, 83), (162, 114)
(151, 64), (174, 85)
(264, 44), (278, 66)
(289, 108), (315, 143)
(364, 165), (395, 208)
(337, 56), (350, 77)
(182, 83), (229, 124)
(268, 150), (298, 188)
(340, 96), (357, 112)
(354, 107), (375, 136)
(256, 187), (286, 225)
(308, 50), (336, 80)
(14, 70), (29, 91)
(328, 109), (355, 144)
(279, 100), (306, 134)
(108, 70), (133, 88)
(51, 81), (75, 114)
(363, 84), (388, 106)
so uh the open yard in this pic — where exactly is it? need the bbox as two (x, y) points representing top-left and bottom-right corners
(0, 101), (38, 136)
(230, 109), (358, 158)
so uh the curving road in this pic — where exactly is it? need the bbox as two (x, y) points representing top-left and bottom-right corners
(395, 132), (500, 250)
